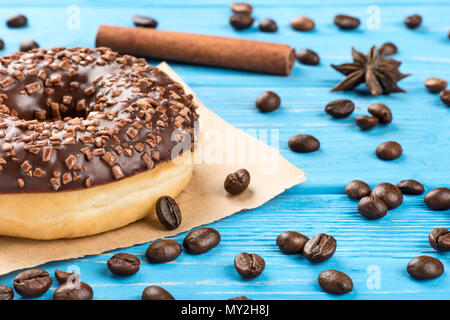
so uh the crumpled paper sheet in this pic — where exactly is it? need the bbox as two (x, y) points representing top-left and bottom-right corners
(0, 62), (305, 275)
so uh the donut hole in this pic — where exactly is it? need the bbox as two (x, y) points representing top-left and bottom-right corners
(1, 48), (120, 123)
(7, 89), (91, 122)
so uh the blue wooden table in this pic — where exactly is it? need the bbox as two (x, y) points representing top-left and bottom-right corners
(0, 0), (449, 300)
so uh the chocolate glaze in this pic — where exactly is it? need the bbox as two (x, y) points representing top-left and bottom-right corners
(0, 47), (198, 193)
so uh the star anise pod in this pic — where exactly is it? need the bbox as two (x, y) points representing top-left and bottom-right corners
(331, 46), (410, 95)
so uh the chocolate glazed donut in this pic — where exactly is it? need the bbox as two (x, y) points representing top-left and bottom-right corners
(0, 47), (198, 239)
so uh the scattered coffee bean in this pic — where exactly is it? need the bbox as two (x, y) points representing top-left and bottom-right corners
(255, 91), (281, 112)
(368, 103), (392, 124)
(424, 78), (447, 93)
(345, 180), (371, 199)
(325, 99), (355, 118)
(276, 231), (309, 254)
(132, 15), (158, 28)
(258, 19), (277, 32)
(146, 240), (182, 263)
(228, 296), (252, 300)
(6, 14), (28, 28)
(53, 282), (93, 300)
(404, 14), (422, 29)
(156, 196), (182, 230)
(107, 253), (140, 276)
(0, 285), (13, 300)
(290, 16), (315, 31)
(334, 14), (360, 30)
(13, 269), (52, 298)
(142, 286), (175, 300)
(424, 188), (450, 211)
(296, 49), (320, 65)
(396, 180), (425, 195)
(234, 252), (265, 279)
(224, 169), (250, 195)
(55, 269), (80, 284)
(440, 89), (450, 107)
(20, 40), (39, 52)
(378, 42), (398, 56)
(318, 270), (353, 294)
(429, 228), (450, 252)
(288, 134), (320, 153)
(375, 141), (402, 160)
(355, 116), (379, 130)
(357, 196), (388, 220)
(0, 40), (4, 50)
(230, 13), (254, 30)
(371, 182), (403, 209)
(183, 227), (221, 254)
(407, 256), (444, 280)
(303, 233), (337, 263)
(231, 2), (253, 15)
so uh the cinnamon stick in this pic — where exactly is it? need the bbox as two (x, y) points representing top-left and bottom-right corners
(96, 25), (295, 76)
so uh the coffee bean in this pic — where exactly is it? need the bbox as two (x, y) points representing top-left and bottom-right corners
(20, 40), (39, 52)
(146, 240), (181, 263)
(318, 270), (353, 294)
(357, 196), (388, 220)
(303, 233), (337, 263)
(424, 78), (447, 93)
(0, 40), (4, 50)
(13, 269), (52, 298)
(296, 49), (320, 66)
(156, 196), (182, 230)
(224, 169), (250, 195)
(407, 256), (444, 280)
(230, 13), (254, 30)
(53, 282), (93, 300)
(424, 188), (450, 211)
(6, 14), (27, 28)
(183, 227), (221, 254)
(404, 14), (422, 29)
(429, 228), (450, 252)
(334, 14), (360, 30)
(258, 19), (277, 32)
(107, 253), (140, 276)
(55, 269), (80, 284)
(288, 134), (320, 153)
(378, 42), (398, 56)
(290, 16), (315, 31)
(255, 91), (281, 112)
(132, 15), (158, 28)
(228, 296), (252, 300)
(371, 182), (403, 209)
(276, 231), (309, 254)
(345, 180), (371, 199)
(234, 253), (265, 279)
(440, 89), (450, 107)
(375, 141), (402, 160)
(396, 180), (425, 195)
(354, 116), (379, 130)
(0, 285), (13, 300)
(230, 2), (253, 15)
(142, 286), (175, 300)
(325, 99), (355, 118)
(368, 103), (392, 124)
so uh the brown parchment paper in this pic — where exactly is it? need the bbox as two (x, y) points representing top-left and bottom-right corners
(0, 63), (305, 275)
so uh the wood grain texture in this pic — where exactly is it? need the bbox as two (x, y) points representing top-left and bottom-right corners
(0, 0), (448, 300)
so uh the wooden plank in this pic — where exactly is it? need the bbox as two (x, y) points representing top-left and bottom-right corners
(0, 194), (448, 300)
